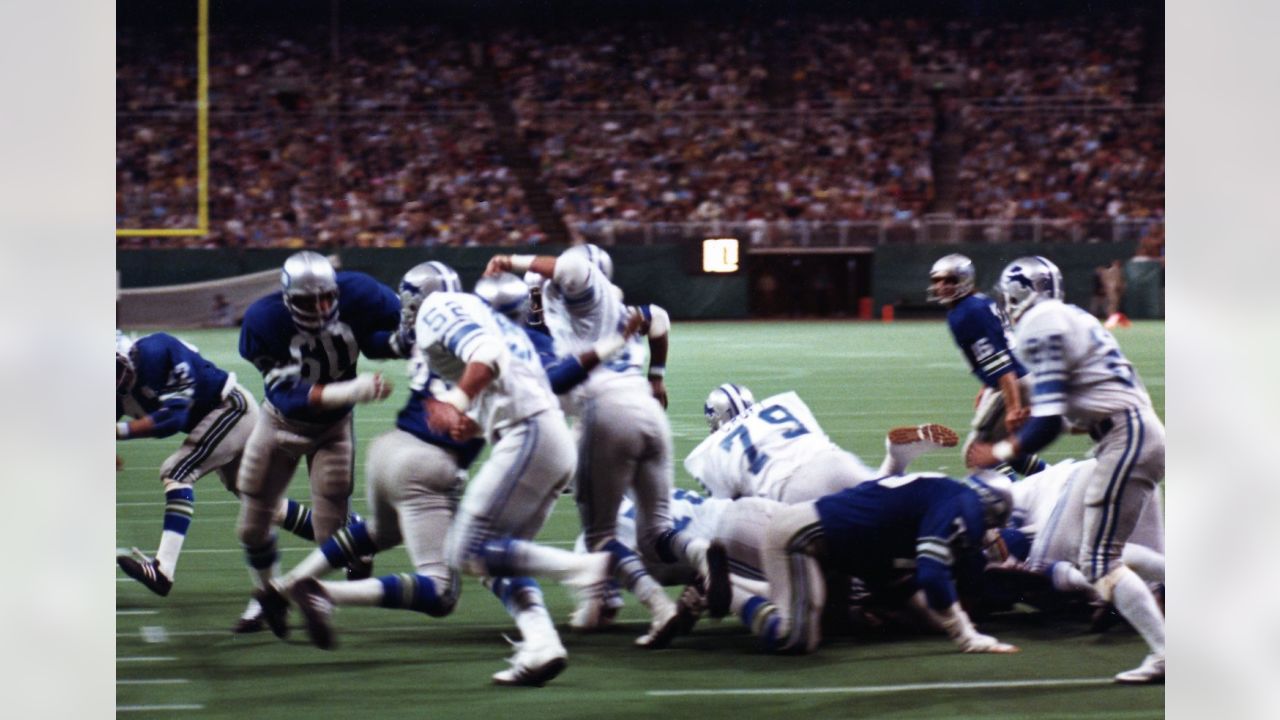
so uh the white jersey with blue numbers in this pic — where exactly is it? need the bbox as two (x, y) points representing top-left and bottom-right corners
(415, 292), (557, 442)
(1013, 300), (1155, 424)
(683, 391), (846, 500)
(541, 254), (650, 405)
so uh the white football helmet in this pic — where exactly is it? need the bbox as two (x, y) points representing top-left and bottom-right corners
(704, 383), (755, 432)
(996, 256), (1063, 323)
(398, 261), (462, 325)
(564, 243), (613, 281)
(281, 251), (340, 331)
(963, 470), (1015, 529)
(116, 330), (136, 394)
(927, 253), (976, 304)
(475, 272), (531, 323)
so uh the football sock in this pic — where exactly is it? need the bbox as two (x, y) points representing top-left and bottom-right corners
(276, 499), (364, 543)
(156, 484), (195, 578)
(1110, 566), (1165, 655)
(1120, 544), (1165, 585)
(602, 539), (667, 607)
(242, 534), (279, 591)
(361, 572), (456, 616)
(479, 537), (597, 581)
(740, 595), (782, 652)
(489, 577), (559, 646)
(282, 523), (379, 586)
(654, 528), (709, 574)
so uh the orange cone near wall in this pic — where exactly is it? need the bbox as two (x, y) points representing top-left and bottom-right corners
(1104, 312), (1131, 329)
(881, 304), (895, 322)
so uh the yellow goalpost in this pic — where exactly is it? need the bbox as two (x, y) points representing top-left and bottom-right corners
(116, 0), (209, 238)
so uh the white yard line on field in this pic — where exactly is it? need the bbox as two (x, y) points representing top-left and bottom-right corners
(116, 656), (175, 663)
(646, 678), (1115, 697)
(117, 704), (204, 712)
(117, 679), (190, 686)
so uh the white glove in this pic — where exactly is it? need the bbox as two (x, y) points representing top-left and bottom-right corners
(934, 601), (1019, 654)
(957, 631), (1019, 654)
(315, 373), (392, 408)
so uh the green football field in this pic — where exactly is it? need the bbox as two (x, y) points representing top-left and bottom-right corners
(115, 320), (1165, 718)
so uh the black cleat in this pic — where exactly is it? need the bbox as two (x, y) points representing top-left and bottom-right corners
(289, 578), (337, 650)
(117, 549), (173, 597)
(253, 583), (291, 640)
(704, 541), (731, 619)
(346, 555), (374, 581)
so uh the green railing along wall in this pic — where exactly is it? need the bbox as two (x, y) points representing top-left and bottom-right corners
(870, 241), (1162, 319)
(116, 246), (750, 320)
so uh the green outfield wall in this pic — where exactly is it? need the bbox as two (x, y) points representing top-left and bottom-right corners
(117, 241), (1162, 320)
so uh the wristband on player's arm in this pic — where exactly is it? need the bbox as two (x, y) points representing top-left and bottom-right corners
(647, 364), (666, 379)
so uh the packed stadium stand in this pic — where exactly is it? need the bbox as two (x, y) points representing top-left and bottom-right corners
(117, 0), (1163, 248)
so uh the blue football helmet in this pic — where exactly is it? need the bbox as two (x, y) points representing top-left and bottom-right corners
(704, 383), (755, 432)
(475, 272), (531, 323)
(281, 251), (339, 331)
(398, 261), (462, 326)
(996, 256), (1063, 322)
(927, 253), (976, 304)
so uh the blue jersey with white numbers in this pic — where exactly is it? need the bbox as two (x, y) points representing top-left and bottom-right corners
(947, 293), (1026, 388)
(239, 271), (400, 424)
(117, 333), (231, 437)
(814, 474), (988, 610)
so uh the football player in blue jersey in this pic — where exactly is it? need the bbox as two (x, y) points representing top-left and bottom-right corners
(253, 262), (490, 649)
(928, 254), (1045, 477)
(727, 471), (1020, 656)
(967, 256), (1166, 684)
(115, 331), (335, 608)
(235, 251), (408, 631)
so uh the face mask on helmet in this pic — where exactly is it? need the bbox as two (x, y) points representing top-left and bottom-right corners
(116, 331), (136, 394)
(398, 261), (462, 325)
(281, 251), (340, 332)
(523, 271), (545, 326)
(704, 383), (755, 432)
(475, 272), (532, 324)
(997, 256), (1063, 323)
(926, 253), (976, 305)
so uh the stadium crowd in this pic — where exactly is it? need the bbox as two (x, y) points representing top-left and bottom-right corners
(118, 11), (1160, 247)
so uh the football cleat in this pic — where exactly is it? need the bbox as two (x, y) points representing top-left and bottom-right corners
(289, 578), (337, 650)
(634, 594), (680, 649)
(117, 548), (173, 597)
(704, 541), (731, 619)
(564, 552), (616, 629)
(253, 582), (291, 640)
(346, 555), (374, 581)
(231, 598), (265, 634)
(887, 423), (959, 448)
(1114, 653), (1165, 684)
(492, 637), (568, 687)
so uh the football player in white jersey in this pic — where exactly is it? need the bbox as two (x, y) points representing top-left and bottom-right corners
(408, 281), (617, 686)
(968, 256), (1166, 684)
(484, 245), (723, 646)
(687, 384), (957, 503)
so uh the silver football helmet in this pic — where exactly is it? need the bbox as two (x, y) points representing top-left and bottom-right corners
(116, 330), (136, 394)
(996, 256), (1063, 323)
(963, 470), (1015, 529)
(927, 253), (976, 304)
(281, 251), (340, 331)
(398, 261), (462, 325)
(475, 272), (531, 323)
(564, 243), (613, 281)
(704, 383), (755, 432)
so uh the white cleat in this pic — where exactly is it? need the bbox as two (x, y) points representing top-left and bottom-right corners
(1114, 653), (1165, 684)
(492, 637), (569, 687)
(634, 594), (680, 649)
(564, 552), (614, 630)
